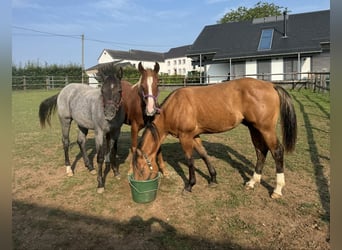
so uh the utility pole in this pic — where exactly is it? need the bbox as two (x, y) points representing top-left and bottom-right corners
(81, 33), (84, 83)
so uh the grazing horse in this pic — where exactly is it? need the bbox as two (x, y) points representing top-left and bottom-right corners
(38, 63), (125, 193)
(121, 62), (168, 176)
(133, 78), (297, 199)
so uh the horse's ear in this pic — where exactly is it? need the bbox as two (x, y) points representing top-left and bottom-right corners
(154, 62), (160, 73)
(117, 67), (123, 80)
(138, 62), (144, 73)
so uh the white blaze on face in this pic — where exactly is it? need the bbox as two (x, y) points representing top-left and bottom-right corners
(146, 76), (155, 114)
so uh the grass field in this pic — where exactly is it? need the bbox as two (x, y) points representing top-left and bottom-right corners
(12, 87), (330, 249)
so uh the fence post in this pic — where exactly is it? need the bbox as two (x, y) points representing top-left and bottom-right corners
(46, 76), (49, 90)
(65, 76), (68, 86)
(23, 76), (26, 90)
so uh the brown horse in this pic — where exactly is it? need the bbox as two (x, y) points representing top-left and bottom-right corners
(133, 77), (297, 199)
(121, 62), (168, 176)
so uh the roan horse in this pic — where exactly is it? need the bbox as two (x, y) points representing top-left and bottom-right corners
(133, 77), (297, 199)
(39, 63), (125, 193)
(121, 62), (168, 176)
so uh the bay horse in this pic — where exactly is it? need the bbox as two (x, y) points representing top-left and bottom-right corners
(133, 78), (297, 199)
(121, 62), (168, 176)
(38, 63), (125, 193)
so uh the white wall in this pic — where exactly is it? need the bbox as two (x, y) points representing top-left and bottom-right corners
(207, 63), (229, 83)
(300, 57), (311, 79)
(164, 57), (194, 75)
(98, 50), (114, 64)
(245, 60), (257, 78)
(271, 58), (283, 80)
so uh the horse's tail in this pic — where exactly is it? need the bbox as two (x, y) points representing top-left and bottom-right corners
(39, 94), (59, 128)
(274, 86), (297, 153)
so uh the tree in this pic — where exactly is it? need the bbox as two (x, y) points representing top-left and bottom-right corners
(218, 1), (286, 23)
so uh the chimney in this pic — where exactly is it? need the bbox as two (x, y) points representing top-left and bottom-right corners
(283, 10), (288, 38)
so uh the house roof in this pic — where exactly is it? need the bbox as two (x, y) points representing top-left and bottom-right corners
(164, 45), (192, 59)
(85, 60), (133, 72)
(102, 49), (165, 62)
(187, 10), (330, 61)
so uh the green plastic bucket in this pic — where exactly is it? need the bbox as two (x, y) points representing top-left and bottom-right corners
(128, 173), (161, 203)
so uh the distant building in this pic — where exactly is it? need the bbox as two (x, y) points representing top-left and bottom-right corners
(187, 10), (330, 83)
(86, 10), (330, 85)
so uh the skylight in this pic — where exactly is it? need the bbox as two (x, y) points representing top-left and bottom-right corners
(258, 29), (274, 51)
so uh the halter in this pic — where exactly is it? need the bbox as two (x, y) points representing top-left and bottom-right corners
(102, 96), (122, 111)
(141, 89), (161, 113)
(134, 149), (158, 180)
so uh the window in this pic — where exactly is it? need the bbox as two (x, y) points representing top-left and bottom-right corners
(231, 62), (245, 79)
(257, 59), (271, 80)
(258, 29), (273, 51)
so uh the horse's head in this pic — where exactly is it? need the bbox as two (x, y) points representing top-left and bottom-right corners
(133, 148), (159, 180)
(138, 62), (160, 116)
(99, 65), (123, 121)
(132, 123), (160, 180)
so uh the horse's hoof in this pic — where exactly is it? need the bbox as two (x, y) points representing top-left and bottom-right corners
(245, 182), (255, 190)
(66, 166), (73, 176)
(208, 182), (218, 188)
(89, 169), (97, 175)
(97, 187), (105, 194)
(181, 189), (191, 196)
(162, 171), (170, 178)
(271, 192), (282, 199)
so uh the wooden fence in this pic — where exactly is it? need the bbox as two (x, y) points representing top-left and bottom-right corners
(12, 72), (330, 93)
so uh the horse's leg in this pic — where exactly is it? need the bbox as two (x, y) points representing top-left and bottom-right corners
(103, 133), (112, 179)
(109, 129), (121, 179)
(96, 131), (106, 193)
(259, 128), (285, 199)
(193, 136), (217, 186)
(156, 148), (169, 177)
(270, 140), (285, 199)
(179, 136), (196, 192)
(128, 122), (139, 175)
(77, 126), (96, 175)
(245, 125), (268, 189)
(60, 118), (73, 176)
(102, 133), (114, 190)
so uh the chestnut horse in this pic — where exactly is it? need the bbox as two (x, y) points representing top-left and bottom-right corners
(133, 78), (297, 199)
(121, 62), (168, 176)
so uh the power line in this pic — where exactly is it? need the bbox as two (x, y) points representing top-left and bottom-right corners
(12, 26), (80, 39)
(12, 25), (173, 48)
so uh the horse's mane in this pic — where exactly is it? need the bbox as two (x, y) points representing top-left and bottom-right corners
(159, 87), (179, 107)
(96, 62), (122, 83)
(138, 121), (159, 148)
(132, 76), (143, 88)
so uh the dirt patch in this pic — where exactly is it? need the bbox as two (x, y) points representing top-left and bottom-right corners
(13, 145), (330, 249)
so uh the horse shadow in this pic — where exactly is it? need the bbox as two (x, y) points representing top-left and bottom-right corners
(13, 199), (244, 249)
(161, 140), (274, 195)
(292, 95), (330, 222)
(68, 131), (132, 173)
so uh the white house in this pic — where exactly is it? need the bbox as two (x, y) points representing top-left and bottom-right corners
(86, 45), (197, 82)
